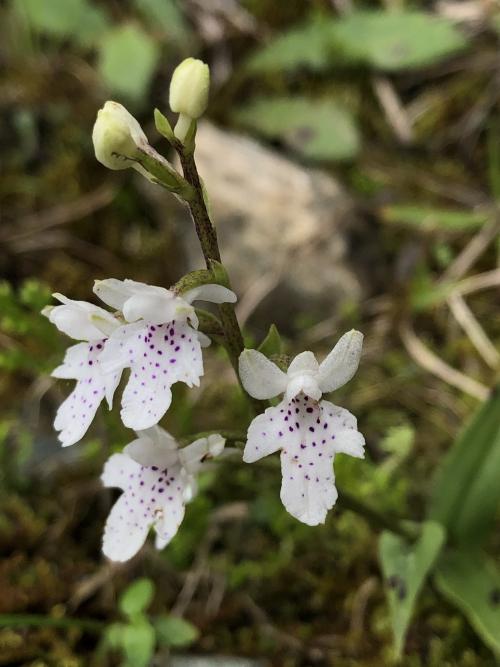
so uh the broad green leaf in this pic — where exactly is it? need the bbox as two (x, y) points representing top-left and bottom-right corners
(246, 11), (467, 74)
(435, 549), (500, 655)
(73, 4), (109, 47)
(379, 522), (445, 658)
(258, 324), (283, 358)
(155, 614), (199, 648)
(381, 205), (489, 233)
(246, 15), (338, 72)
(119, 578), (155, 618)
(429, 388), (500, 545)
(14, 0), (93, 38)
(331, 11), (467, 71)
(133, 0), (191, 46)
(121, 621), (156, 667)
(233, 97), (359, 162)
(98, 23), (160, 102)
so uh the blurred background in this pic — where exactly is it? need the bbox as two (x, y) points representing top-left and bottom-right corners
(1, 0), (500, 665)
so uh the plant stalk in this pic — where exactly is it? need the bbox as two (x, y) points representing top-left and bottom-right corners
(176, 145), (264, 413)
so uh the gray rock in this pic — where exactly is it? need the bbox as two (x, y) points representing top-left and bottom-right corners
(187, 122), (363, 334)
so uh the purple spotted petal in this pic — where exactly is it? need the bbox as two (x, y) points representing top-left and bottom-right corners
(243, 394), (365, 526)
(52, 341), (119, 447)
(101, 452), (186, 562)
(101, 320), (203, 430)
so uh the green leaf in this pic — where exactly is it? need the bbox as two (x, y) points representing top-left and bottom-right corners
(331, 11), (467, 71)
(155, 614), (199, 648)
(381, 205), (489, 233)
(73, 4), (109, 47)
(233, 97), (360, 162)
(208, 260), (231, 288)
(133, 0), (191, 46)
(246, 15), (337, 73)
(119, 579), (155, 618)
(379, 522), (445, 658)
(98, 23), (160, 102)
(435, 549), (500, 655)
(121, 621), (156, 667)
(429, 388), (500, 545)
(258, 324), (283, 358)
(154, 108), (175, 143)
(14, 0), (91, 38)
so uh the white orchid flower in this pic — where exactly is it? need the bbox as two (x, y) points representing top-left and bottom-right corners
(93, 278), (236, 430)
(43, 294), (122, 447)
(239, 330), (365, 526)
(101, 426), (225, 562)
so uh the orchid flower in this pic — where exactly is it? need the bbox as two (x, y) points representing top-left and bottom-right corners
(239, 330), (365, 526)
(93, 278), (236, 430)
(43, 294), (122, 447)
(101, 426), (225, 561)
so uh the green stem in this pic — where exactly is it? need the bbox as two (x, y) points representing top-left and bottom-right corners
(176, 144), (264, 414)
(0, 613), (102, 633)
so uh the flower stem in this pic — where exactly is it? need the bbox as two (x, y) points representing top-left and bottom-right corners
(176, 144), (263, 413)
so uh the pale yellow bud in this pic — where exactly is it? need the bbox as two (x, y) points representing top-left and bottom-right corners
(169, 58), (210, 142)
(92, 101), (148, 170)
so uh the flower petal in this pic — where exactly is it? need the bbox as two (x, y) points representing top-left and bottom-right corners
(101, 452), (140, 490)
(124, 427), (179, 468)
(287, 351), (319, 375)
(179, 434), (225, 473)
(93, 278), (132, 310)
(102, 494), (150, 562)
(122, 291), (180, 324)
(318, 330), (363, 393)
(48, 295), (119, 341)
(101, 450), (188, 561)
(53, 342), (115, 447)
(239, 349), (287, 400)
(103, 321), (203, 429)
(243, 403), (289, 463)
(243, 394), (365, 526)
(284, 374), (322, 403)
(183, 284), (237, 305)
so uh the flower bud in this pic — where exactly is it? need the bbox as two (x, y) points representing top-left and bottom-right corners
(92, 101), (148, 170)
(169, 58), (210, 120)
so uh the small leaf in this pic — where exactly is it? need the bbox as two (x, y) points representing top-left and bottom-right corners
(14, 0), (91, 38)
(155, 614), (199, 648)
(154, 108), (175, 143)
(435, 549), (500, 655)
(379, 522), (445, 658)
(174, 270), (214, 295)
(133, 0), (191, 46)
(121, 621), (156, 667)
(258, 324), (283, 358)
(381, 205), (489, 233)
(233, 97), (360, 162)
(209, 260), (231, 288)
(246, 15), (337, 72)
(331, 11), (467, 71)
(98, 23), (160, 102)
(119, 578), (155, 618)
(429, 387), (500, 545)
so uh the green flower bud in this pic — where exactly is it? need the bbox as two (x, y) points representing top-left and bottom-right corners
(169, 58), (210, 120)
(92, 101), (148, 170)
